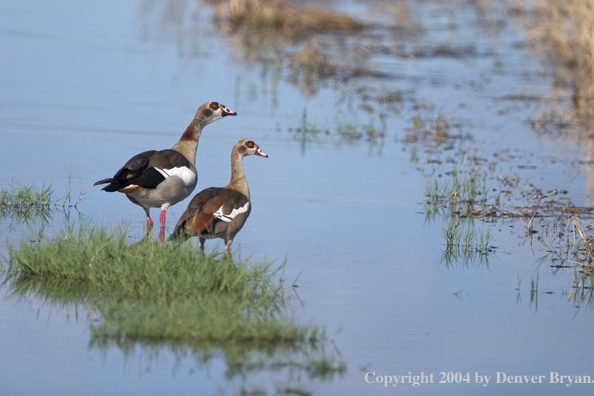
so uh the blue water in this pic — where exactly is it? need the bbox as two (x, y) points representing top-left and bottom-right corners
(1, 0), (593, 395)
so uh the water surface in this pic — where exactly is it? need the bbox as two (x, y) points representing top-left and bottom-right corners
(1, 1), (593, 395)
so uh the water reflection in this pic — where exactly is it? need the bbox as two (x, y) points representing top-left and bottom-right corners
(0, 206), (52, 226)
(439, 245), (494, 269)
(89, 337), (344, 394)
(569, 272), (594, 312)
(3, 264), (345, 395)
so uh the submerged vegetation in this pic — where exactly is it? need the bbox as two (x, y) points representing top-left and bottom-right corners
(0, 181), (53, 220)
(0, 180), (86, 222)
(424, 161), (593, 304)
(424, 165), (495, 267)
(0, 181), (53, 207)
(289, 107), (387, 154)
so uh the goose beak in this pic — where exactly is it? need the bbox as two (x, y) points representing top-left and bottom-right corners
(221, 105), (237, 117)
(255, 148), (268, 158)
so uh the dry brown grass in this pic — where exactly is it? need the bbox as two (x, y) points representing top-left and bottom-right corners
(205, 0), (367, 41)
(201, 0), (368, 94)
(374, 0), (422, 30)
(522, 0), (594, 123)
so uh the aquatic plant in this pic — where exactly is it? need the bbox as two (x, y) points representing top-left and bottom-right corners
(535, 217), (594, 288)
(425, 166), (489, 221)
(440, 220), (495, 268)
(0, 181), (54, 221)
(403, 114), (468, 149)
(0, 181), (53, 209)
(335, 119), (362, 141)
(0, 177), (86, 223)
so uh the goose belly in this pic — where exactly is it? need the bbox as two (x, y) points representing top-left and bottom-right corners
(127, 175), (197, 208)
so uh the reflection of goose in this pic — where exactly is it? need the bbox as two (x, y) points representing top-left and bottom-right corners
(94, 102), (237, 241)
(169, 139), (268, 254)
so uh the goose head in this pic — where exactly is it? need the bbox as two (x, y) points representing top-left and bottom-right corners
(236, 139), (268, 158)
(194, 101), (237, 128)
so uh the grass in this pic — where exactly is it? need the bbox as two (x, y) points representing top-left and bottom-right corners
(520, 0), (594, 124)
(531, 273), (539, 295)
(335, 119), (362, 141)
(424, 158), (594, 302)
(92, 296), (306, 343)
(425, 165), (496, 267)
(2, 223), (347, 391)
(403, 114), (467, 150)
(3, 223), (347, 390)
(290, 107), (328, 147)
(440, 220), (495, 268)
(0, 179), (86, 222)
(425, 166), (489, 220)
(534, 217), (594, 308)
(203, 0), (367, 95)
(6, 225), (283, 300)
(0, 181), (53, 207)
(402, 113), (470, 164)
(0, 178), (346, 389)
(0, 181), (53, 220)
(569, 271), (594, 311)
(3, 224), (319, 345)
(536, 217), (594, 272)
(206, 0), (366, 41)
(287, 42), (338, 92)
(289, 110), (386, 153)
(332, 116), (386, 147)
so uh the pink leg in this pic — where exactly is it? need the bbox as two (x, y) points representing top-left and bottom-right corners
(158, 210), (167, 243)
(146, 216), (153, 234)
(159, 210), (166, 229)
(225, 246), (231, 254)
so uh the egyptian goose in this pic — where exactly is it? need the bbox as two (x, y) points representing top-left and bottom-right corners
(169, 139), (268, 254)
(94, 101), (237, 241)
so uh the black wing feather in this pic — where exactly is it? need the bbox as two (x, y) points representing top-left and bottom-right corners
(125, 167), (166, 189)
(96, 149), (193, 191)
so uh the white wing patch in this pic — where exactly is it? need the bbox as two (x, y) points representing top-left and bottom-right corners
(154, 166), (196, 187)
(213, 202), (250, 222)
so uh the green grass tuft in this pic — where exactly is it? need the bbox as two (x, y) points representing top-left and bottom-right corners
(0, 181), (53, 220)
(3, 225), (321, 346)
(0, 181), (53, 207)
(3, 224), (346, 390)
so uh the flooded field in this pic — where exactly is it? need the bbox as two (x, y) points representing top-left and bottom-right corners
(1, 0), (593, 395)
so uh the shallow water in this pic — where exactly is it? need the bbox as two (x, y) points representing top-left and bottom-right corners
(1, 0), (593, 395)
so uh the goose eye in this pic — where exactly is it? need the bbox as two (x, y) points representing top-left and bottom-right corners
(246, 141), (255, 148)
(209, 102), (219, 110)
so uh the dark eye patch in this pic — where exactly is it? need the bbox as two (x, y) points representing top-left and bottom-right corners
(246, 141), (255, 148)
(209, 102), (220, 110)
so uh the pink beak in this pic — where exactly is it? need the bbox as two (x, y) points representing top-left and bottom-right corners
(256, 148), (268, 158)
